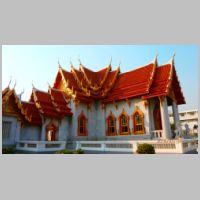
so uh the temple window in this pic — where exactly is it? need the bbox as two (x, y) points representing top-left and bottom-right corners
(46, 123), (57, 141)
(119, 110), (130, 135)
(106, 112), (116, 136)
(132, 109), (145, 134)
(78, 111), (87, 136)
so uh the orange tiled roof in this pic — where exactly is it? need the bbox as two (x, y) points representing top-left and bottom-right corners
(53, 64), (120, 101)
(53, 59), (185, 105)
(29, 86), (73, 118)
(21, 101), (42, 126)
(2, 87), (42, 125)
(48, 87), (73, 116)
(142, 63), (185, 104)
(103, 63), (155, 103)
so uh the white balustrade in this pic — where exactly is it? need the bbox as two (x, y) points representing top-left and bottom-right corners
(76, 138), (198, 154)
(16, 140), (66, 152)
(151, 130), (163, 138)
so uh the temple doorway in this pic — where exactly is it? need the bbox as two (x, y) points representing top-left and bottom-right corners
(46, 123), (57, 141)
(153, 100), (162, 131)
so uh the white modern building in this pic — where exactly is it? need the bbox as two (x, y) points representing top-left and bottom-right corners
(169, 109), (198, 135)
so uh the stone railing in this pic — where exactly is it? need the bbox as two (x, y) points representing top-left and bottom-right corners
(151, 130), (163, 138)
(16, 140), (66, 152)
(76, 138), (198, 154)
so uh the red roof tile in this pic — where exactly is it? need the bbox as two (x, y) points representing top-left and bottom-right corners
(32, 89), (62, 118)
(102, 63), (155, 103)
(21, 101), (42, 126)
(48, 87), (73, 116)
(142, 63), (185, 104)
(142, 64), (171, 99)
(52, 60), (185, 105)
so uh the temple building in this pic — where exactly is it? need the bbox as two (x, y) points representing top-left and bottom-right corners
(2, 55), (188, 152)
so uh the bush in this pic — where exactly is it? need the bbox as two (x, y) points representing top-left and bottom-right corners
(55, 149), (74, 154)
(2, 147), (15, 154)
(55, 149), (84, 154)
(136, 143), (155, 154)
(74, 149), (84, 154)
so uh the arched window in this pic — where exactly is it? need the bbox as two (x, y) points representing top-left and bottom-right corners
(106, 111), (116, 136)
(132, 108), (145, 134)
(118, 110), (130, 135)
(78, 111), (87, 136)
(46, 123), (57, 141)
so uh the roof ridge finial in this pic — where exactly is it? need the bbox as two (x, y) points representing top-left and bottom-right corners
(32, 81), (35, 89)
(78, 58), (82, 65)
(70, 57), (73, 67)
(13, 80), (17, 89)
(58, 58), (62, 69)
(170, 50), (176, 66)
(118, 60), (121, 67)
(18, 88), (25, 101)
(8, 76), (12, 88)
(47, 82), (51, 88)
(109, 56), (112, 65)
(173, 50), (176, 59)
(153, 51), (158, 66)
(20, 88), (24, 95)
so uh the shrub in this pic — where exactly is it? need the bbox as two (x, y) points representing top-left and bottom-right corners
(55, 149), (74, 154)
(74, 149), (84, 154)
(136, 143), (155, 154)
(55, 149), (84, 154)
(2, 147), (15, 154)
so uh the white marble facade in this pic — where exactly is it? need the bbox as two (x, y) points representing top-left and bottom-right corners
(2, 96), (182, 147)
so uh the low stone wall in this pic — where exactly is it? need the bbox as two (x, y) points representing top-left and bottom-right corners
(76, 138), (198, 154)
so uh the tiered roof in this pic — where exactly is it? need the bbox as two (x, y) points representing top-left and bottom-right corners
(29, 86), (73, 118)
(53, 56), (185, 105)
(54, 63), (120, 102)
(2, 85), (72, 126)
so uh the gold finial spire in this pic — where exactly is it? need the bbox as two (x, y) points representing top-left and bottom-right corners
(47, 82), (51, 88)
(20, 88), (24, 95)
(78, 58), (82, 65)
(8, 76), (12, 88)
(173, 50), (176, 59)
(70, 57), (73, 67)
(13, 80), (17, 89)
(170, 50), (176, 66)
(58, 59), (62, 69)
(109, 56), (112, 65)
(118, 60), (121, 67)
(154, 52), (158, 65)
(32, 81), (35, 89)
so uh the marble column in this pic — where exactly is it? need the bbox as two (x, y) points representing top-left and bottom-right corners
(172, 101), (182, 136)
(40, 117), (48, 141)
(159, 97), (172, 139)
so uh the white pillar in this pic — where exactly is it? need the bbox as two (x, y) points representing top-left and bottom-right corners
(145, 100), (151, 135)
(172, 101), (182, 136)
(148, 99), (155, 132)
(160, 97), (171, 139)
(40, 123), (46, 141)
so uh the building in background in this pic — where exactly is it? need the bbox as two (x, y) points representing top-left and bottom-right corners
(169, 109), (198, 135)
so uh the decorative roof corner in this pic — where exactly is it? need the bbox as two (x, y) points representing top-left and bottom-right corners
(7, 76), (12, 88)
(153, 52), (158, 67)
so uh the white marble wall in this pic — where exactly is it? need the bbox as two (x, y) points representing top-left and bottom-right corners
(68, 97), (151, 140)
(20, 125), (41, 141)
(2, 116), (21, 146)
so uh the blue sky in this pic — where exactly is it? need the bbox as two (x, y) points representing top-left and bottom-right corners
(2, 45), (198, 111)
